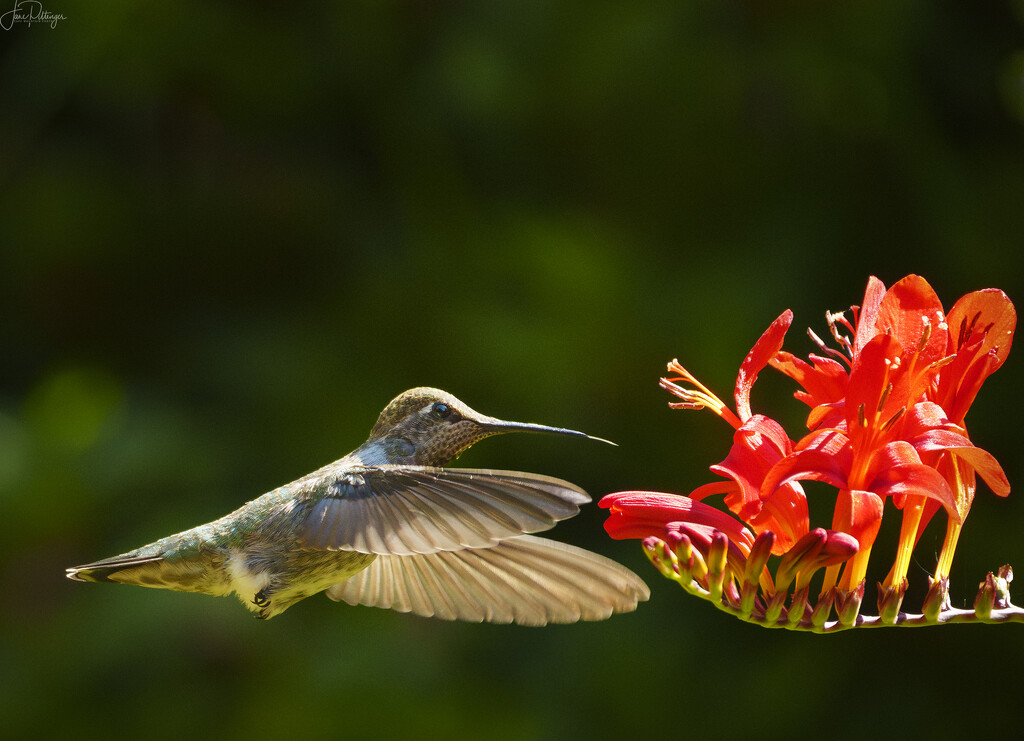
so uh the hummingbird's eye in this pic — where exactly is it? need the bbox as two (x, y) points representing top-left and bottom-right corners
(430, 402), (452, 419)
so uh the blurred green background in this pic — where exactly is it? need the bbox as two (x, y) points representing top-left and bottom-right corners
(3, 1), (1024, 739)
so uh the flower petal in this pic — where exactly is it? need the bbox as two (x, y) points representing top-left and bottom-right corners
(710, 414), (793, 521)
(938, 350), (999, 425)
(853, 275), (887, 355)
(762, 430), (853, 494)
(875, 275), (948, 368)
(934, 289), (1016, 423)
(845, 333), (906, 446)
(745, 482), (809, 555)
(943, 446), (1010, 498)
(899, 404), (1011, 497)
(689, 480), (736, 501)
(946, 288), (1016, 367)
(770, 351), (849, 428)
(865, 439), (925, 476)
(735, 310), (793, 422)
(833, 489), (884, 550)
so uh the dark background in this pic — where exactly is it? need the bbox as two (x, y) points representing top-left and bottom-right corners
(3, 2), (1023, 739)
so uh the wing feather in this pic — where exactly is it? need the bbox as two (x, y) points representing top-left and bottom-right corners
(300, 467), (590, 556)
(325, 535), (649, 626)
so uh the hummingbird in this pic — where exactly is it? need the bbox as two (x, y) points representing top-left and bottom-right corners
(67, 388), (649, 625)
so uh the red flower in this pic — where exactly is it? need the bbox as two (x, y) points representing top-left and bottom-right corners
(600, 491), (857, 622)
(602, 491), (755, 551)
(603, 275), (1016, 631)
(770, 275), (947, 430)
(699, 414), (809, 554)
(768, 277), (1011, 590)
(934, 288), (1016, 425)
(662, 310), (809, 554)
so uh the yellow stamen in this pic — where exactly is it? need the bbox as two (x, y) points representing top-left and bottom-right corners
(880, 407), (906, 433)
(660, 360), (743, 429)
(917, 316), (932, 352)
(877, 382), (893, 412)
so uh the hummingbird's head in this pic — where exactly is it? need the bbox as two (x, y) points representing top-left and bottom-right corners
(365, 387), (611, 466)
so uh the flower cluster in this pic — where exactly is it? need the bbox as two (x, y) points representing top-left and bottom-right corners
(602, 275), (1020, 631)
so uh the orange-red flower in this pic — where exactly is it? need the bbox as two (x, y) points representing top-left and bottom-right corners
(769, 276), (1012, 591)
(661, 310), (809, 554)
(602, 491), (755, 551)
(603, 275), (1017, 630)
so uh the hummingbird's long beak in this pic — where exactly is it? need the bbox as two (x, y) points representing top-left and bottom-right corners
(478, 418), (617, 446)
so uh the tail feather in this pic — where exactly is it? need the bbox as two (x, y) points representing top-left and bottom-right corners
(66, 555), (167, 584)
(66, 552), (228, 595)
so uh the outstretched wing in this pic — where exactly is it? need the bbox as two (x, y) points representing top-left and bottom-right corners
(325, 534), (649, 626)
(299, 466), (590, 556)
